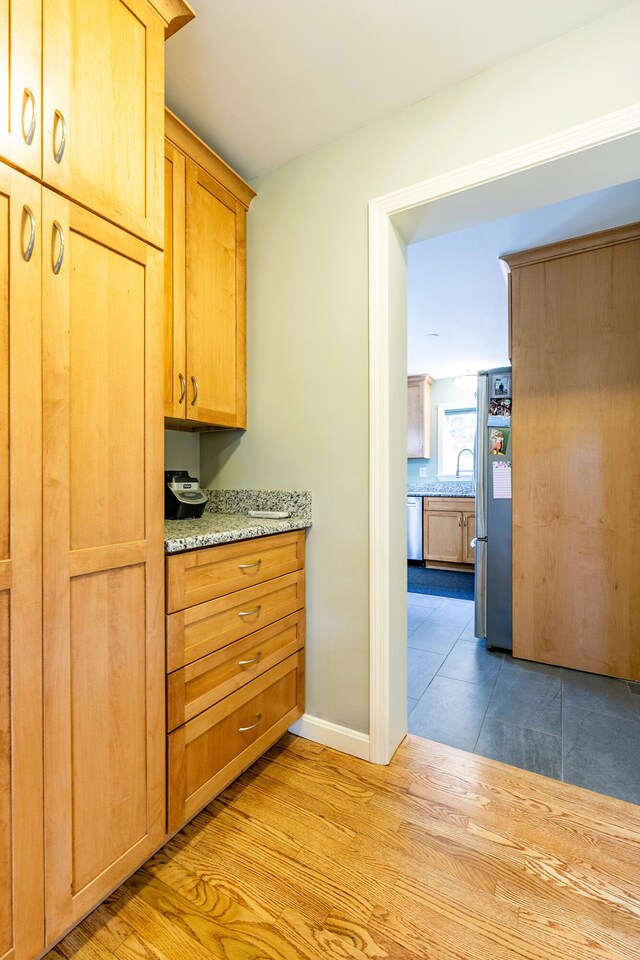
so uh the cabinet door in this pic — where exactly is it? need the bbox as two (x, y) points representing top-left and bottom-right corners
(407, 376), (431, 458)
(42, 0), (164, 246)
(185, 159), (247, 428)
(0, 165), (43, 960)
(42, 191), (165, 941)
(463, 512), (476, 565)
(424, 511), (462, 563)
(164, 141), (187, 419)
(0, 0), (41, 178)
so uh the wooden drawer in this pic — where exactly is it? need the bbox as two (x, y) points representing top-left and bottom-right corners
(424, 497), (475, 512)
(166, 569), (305, 671)
(167, 610), (305, 731)
(168, 652), (304, 831)
(166, 530), (305, 613)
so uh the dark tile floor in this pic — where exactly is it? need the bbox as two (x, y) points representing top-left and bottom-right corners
(407, 591), (640, 805)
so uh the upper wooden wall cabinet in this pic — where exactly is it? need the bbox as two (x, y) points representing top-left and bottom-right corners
(408, 374), (433, 459)
(164, 110), (256, 430)
(0, 0), (194, 247)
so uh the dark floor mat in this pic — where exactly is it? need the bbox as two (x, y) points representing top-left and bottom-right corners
(407, 564), (474, 601)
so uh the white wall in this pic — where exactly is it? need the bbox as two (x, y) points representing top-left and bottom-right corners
(200, 2), (640, 736)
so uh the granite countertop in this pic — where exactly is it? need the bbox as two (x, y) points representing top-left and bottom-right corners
(408, 481), (474, 498)
(165, 489), (312, 554)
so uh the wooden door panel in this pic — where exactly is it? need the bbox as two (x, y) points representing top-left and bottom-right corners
(0, 166), (43, 960)
(425, 512), (462, 563)
(42, 190), (164, 941)
(68, 230), (145, 548)
(0, 0), (42, 178)
(0, 591), (11, 959)
(70, 566), (148, 892)
(185, 161), (246, 427)
(42, 0), (164, 245)
(510, 234), (640, 680)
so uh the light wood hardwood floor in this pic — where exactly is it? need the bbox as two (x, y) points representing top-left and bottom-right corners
(47, 733), (640, 960)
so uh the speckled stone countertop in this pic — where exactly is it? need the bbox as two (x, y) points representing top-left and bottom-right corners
(408, 481), (474, 497)
(165, 489), (312, 554)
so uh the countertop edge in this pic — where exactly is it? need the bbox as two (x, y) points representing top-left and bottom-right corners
(164, 517), (312, 554)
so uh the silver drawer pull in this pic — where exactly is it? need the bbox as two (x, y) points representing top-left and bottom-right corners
(22, 87), (37, 145)
(52, 220), (65, 274)
(239, 713), (262, 733)
(239, 560), (262, 571)
(178, 372), (186, 404)
(238, 605), (261, 618)
(22, 205), (35, 262)
(53, 108), (67, 163)
(238, 651), (263, 667)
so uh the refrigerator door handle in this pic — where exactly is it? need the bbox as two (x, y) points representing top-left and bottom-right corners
(475, 372), (489, 539)
(474, 538), (487, 640)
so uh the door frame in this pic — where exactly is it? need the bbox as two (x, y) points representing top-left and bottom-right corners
(367, 103), (640, 764)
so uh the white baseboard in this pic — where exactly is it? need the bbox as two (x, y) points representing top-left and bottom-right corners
(289, 713), (370, 761)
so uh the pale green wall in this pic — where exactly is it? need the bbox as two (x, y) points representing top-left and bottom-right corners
(200, 3), (640, 735)
(164, 429), (200, 479)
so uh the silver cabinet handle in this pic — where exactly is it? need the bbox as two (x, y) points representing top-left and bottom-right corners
(458, 516), (462, 527)
(463, 515), (468, 527)
(52, 220), (65, 274)
(190, 375), (199, 406)
(238, 605), (261, 618)
(22, 88), (36, 145)
(178, 373), (186, 404)
(239, 560), (262, 571)
(238, 651), (263, 667)
(22, 205), (35, 262)
(53, 109), (67, 163)
(239, 713), (262, 732)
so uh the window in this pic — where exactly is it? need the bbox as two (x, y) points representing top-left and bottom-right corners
(437, 404), (476, 479)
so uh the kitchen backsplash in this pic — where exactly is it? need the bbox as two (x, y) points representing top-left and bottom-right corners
(204, 489), (312, 517)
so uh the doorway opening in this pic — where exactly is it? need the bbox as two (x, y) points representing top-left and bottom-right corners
(368, 110), (640, 800)
(403, 181), (640, 803)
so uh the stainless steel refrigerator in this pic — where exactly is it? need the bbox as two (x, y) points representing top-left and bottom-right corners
(474, 366), (512, 651)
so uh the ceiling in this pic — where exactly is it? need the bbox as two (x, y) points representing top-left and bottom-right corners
(165, 0), (637, 181)
(407, 178), (640, 380)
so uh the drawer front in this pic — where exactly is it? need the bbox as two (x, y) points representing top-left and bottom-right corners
(166, 530), (305, 613)
(166, 570), (305, 671)
(168, 652), (304, 831)
(167, 610), (305, 730)
(425, 498), (475, 513)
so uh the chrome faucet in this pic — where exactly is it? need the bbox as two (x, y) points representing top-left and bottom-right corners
(456, 447), (474, 478)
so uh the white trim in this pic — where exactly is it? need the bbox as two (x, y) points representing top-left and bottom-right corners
(368, 104), (640, 765)
(289, 714), (370, 761)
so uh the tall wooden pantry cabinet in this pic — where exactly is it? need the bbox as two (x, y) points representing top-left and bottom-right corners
(0, 2), (194, 959)
(505, 222), (640, 682)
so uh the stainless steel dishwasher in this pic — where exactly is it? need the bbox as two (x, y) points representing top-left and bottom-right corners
(407, 496), (423, 561)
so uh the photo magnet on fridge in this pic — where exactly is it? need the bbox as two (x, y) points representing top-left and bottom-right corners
(487, 397), (511, 426)
(489, 428), (509, 456)
(491, 374), (511, 398)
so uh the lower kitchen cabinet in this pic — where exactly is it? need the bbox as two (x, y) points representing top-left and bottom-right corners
(165, 531), (306, 832)
(42, 195), (165, 942)
(0, 164), (44, 960)
(424, 498), (476, 568)
(168, 651), (304, 830)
